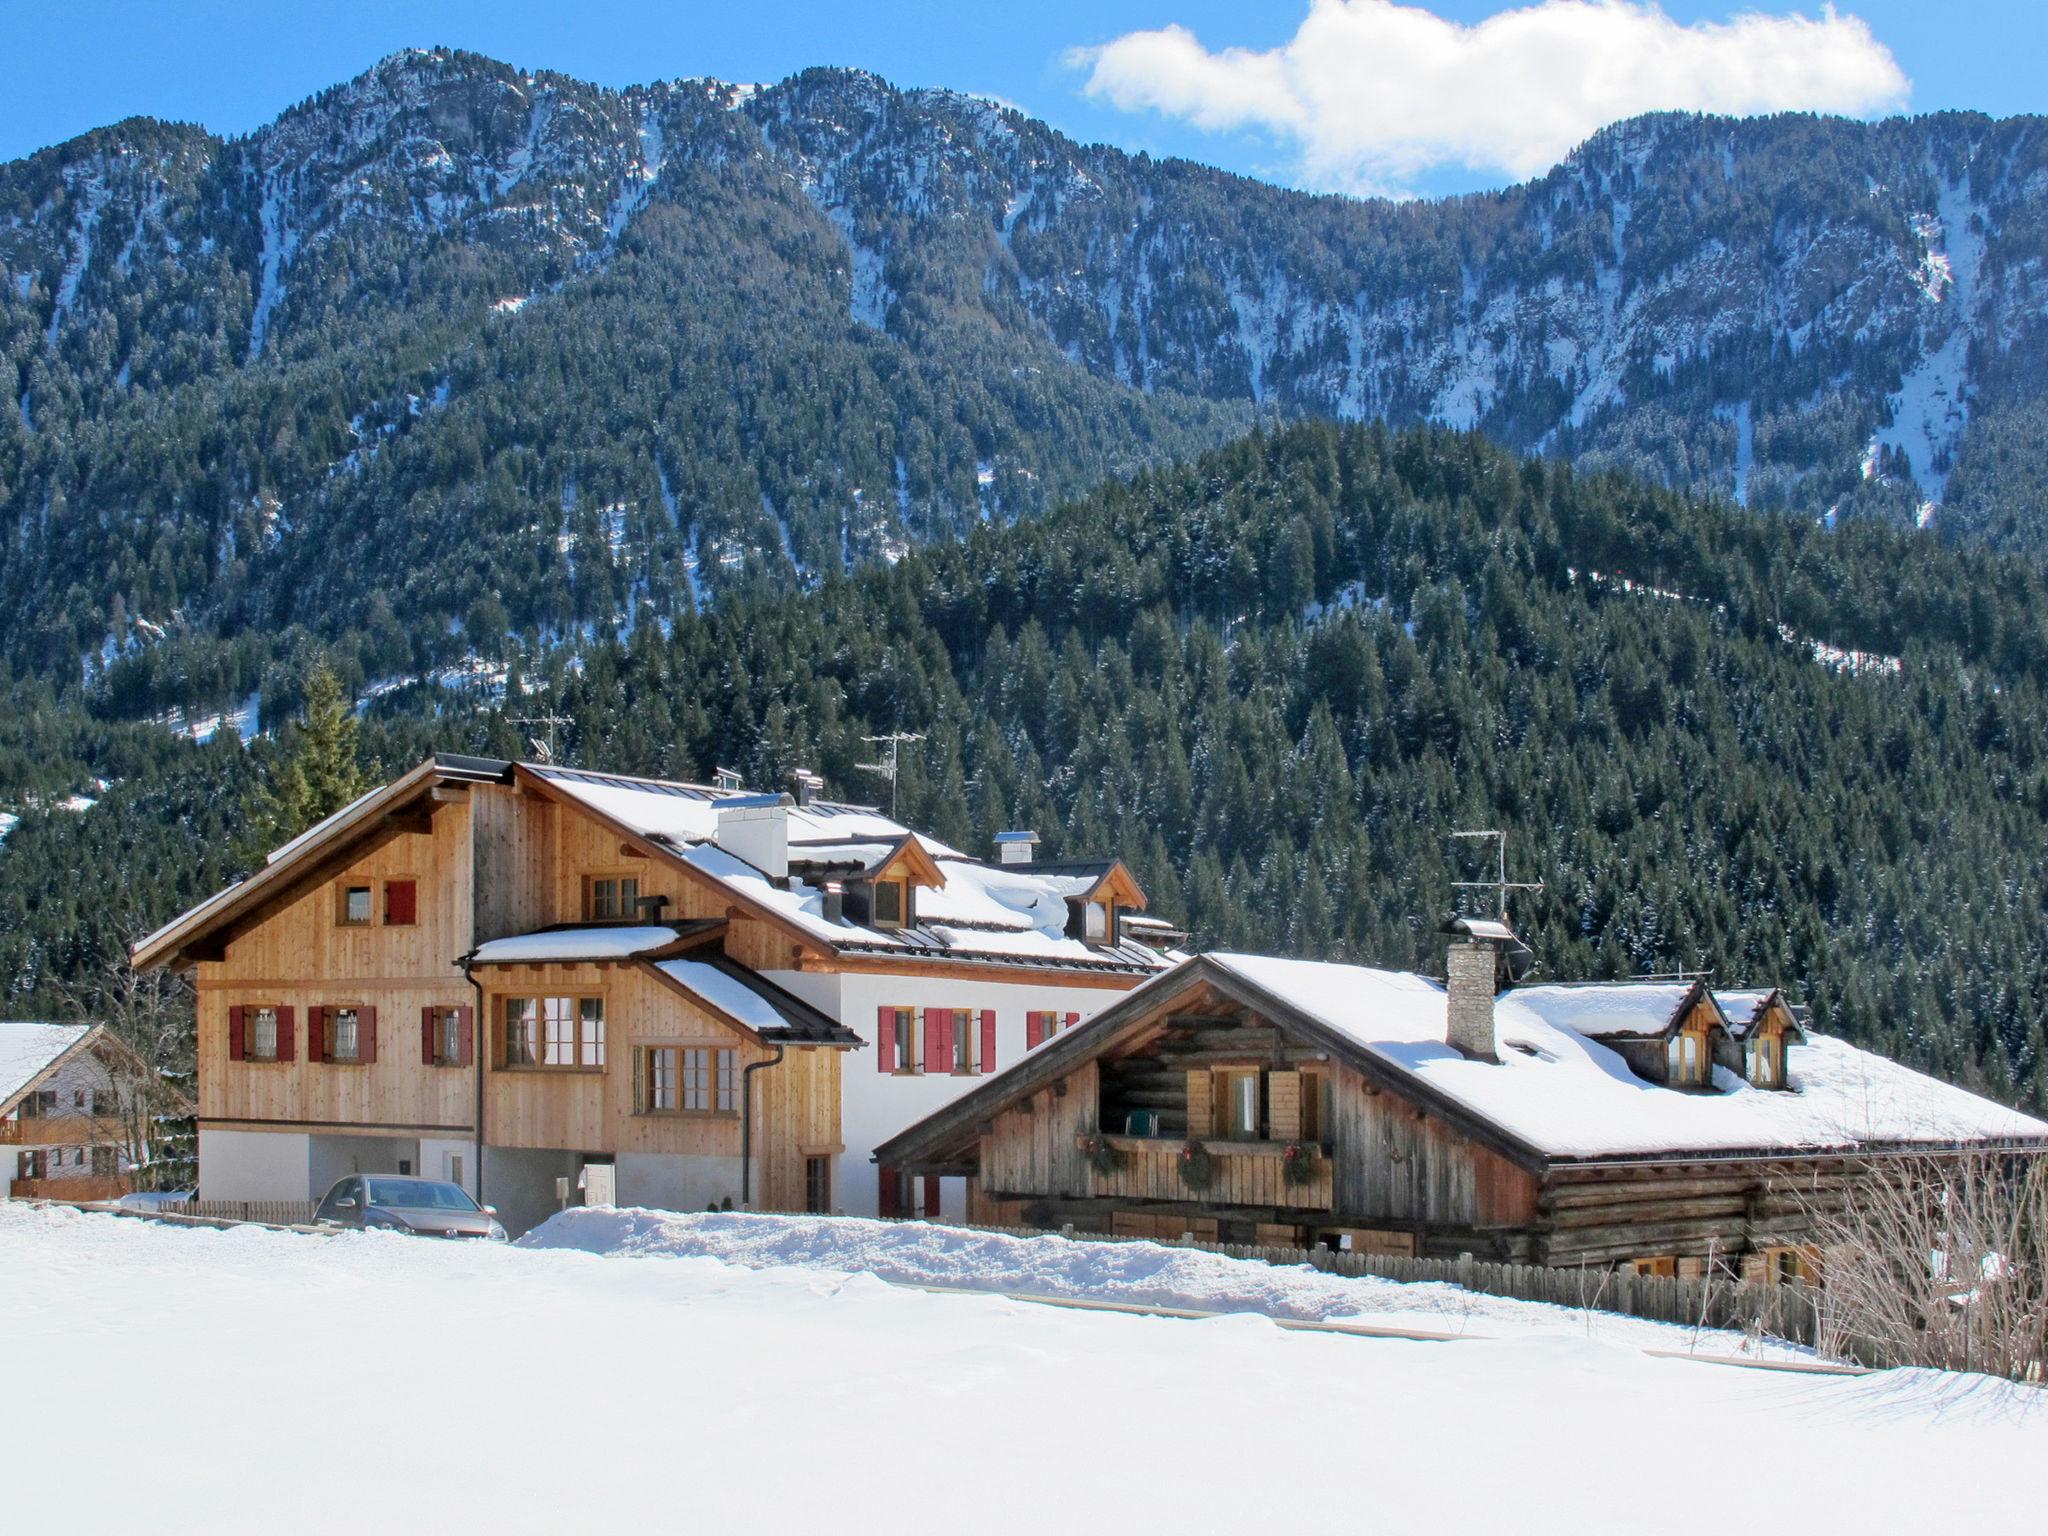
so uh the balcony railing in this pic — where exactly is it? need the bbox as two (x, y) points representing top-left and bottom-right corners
(1082, 1134), (1334, 1210)
(0, 1114), (126, 1147)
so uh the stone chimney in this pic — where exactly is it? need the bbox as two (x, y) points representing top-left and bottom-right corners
(1444, 939), (1503, 1064)
(993, 830), (1039, 866)
(714, 793), (791, 881)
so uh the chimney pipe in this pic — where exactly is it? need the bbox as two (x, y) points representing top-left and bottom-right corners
(994, 830), (1039, 866)
(786, 767), (823, 807)
(1445, 940), (1502, 1064)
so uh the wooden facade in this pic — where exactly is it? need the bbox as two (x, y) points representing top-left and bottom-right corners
(880, 957), (2028, 1274)
(144, 756), (858, 1220)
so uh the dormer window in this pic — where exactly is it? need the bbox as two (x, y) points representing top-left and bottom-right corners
(1746, 1034), (1784, 1089)
(1665, 1029), (1708, 1088)
(872, 878), (907, 929)
(1084, 902), (1107, 942)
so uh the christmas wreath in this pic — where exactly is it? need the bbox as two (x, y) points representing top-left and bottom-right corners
(1281, 1141), (1319, 1187)
(1177, 1139), (1216, 1191)
(1078, 1132), (1122, 1176)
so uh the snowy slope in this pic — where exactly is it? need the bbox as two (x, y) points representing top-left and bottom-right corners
(4, 1204), (2042, 1535)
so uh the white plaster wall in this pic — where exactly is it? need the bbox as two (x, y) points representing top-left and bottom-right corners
(616, 1152), (742, 1214)
(200, 1128), (310, 1201)
(419, 1136), (477, 1197)
(769, 968), (1126, 1217)
(308, 1134), (421, 1201)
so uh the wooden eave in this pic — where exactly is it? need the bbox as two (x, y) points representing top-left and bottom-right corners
(873, 835), (946, 890)
(511, 764), (837, 964)
(130, 758), (482, 973)
(635, 957), (859, 1048)
(1091, 860), (1149, 912)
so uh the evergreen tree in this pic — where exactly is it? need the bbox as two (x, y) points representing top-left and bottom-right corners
(245, 663), (375, 851)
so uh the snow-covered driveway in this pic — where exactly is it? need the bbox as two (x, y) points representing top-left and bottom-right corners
(4, 1203), (2042, 1534)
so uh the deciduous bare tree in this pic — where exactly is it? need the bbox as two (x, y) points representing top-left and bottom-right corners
(1804, 1150), (2046, 1381)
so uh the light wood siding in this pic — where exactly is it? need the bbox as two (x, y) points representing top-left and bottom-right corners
(471, 783), (549, 943)
(756, 1047), (842, 1211)
(1328, 1069), (1536, 1228)
(196, 797), (474, 1132)
(980, 1062), (1098, 1197)
(1086, 1137), (1334, 1210)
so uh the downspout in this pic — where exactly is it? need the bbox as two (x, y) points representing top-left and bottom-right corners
(740, 1043), (786, 1210)
(461, 952), (487, 1209)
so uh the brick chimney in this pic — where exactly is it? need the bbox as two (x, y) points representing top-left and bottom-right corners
(1444, 936), (1504, 1064)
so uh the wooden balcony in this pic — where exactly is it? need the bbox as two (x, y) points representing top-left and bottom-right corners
(10, 1175), (130, 1202)
(1083, 1135), (1334, 1210)
(0, 1114), (125, 1147)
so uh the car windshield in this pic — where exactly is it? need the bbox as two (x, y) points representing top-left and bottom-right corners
(366, 1179), (478, 1211)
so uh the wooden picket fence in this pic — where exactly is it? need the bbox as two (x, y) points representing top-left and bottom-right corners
(156, 1199), (318, 1228)
(940, 1219), (1824, 1347)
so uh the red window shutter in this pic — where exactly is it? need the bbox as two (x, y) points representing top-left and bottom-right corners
(878, 1165), (901, 1219)
(923, 1010), (949, 1074)
(1025, 1012), (1043, 1050)
(276, 1006), (296, 1063)
(980, 1009), (997, 1073)
(227, 1006), (245, 1062)
(1064, 1011), (1080, 1033)
(385, 879), (417, 926)
(422, 1006), (437, 1065)
(360, 1006), (378, 1064)
(456, 1005), (474, 1066)
(306, 1007), (324, 1064)
(876, 1007), (896, 1073)
(921, 1175), (940, 1217)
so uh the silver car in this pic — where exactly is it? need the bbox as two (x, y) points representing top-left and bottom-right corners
(314, 1175), (507, 1240)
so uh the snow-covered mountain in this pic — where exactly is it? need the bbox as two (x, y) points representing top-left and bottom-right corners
(3, 49), (2045, 700)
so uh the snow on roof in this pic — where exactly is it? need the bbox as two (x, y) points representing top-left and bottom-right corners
(535, 764), (1166, 973)
(1714, 989), (1781, 1035)
(651, 959), (798, 1036)
(471, 927), (683, 964)
(1501, 983), (1696, 1040)
(1206, 955), (2048, 1162)
(0, 1022), (91, 1109)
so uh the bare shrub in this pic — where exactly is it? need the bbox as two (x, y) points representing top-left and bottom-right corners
(1804, 1150), (2047, 1381)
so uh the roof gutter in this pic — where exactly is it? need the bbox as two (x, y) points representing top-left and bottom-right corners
(740, 1044), (785, 1209)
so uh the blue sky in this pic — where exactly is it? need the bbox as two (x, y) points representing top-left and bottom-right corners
(4, 2), (2040, 197)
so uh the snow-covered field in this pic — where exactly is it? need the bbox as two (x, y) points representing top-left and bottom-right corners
(5, 1203), (2043, 1534)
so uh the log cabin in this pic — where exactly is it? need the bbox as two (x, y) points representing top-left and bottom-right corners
(131, 754), (1178, 1232)
(874, 928), (2048, 1279)
(3, 1021), (170, 1202)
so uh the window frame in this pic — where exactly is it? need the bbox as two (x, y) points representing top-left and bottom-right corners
(1298, 1068), (1333, 1145)
(327, 1005), (363, 1064)
(502, 994), (606, 1072)
(583, 871), (644, 923)
(1214, 1067), (1265, 1140)
(1665, 1027), (1709, 1088)
(871, 877), (907, 930)
(336, 883), (374, 928)
(887, 1007), (920, 1075)
(947, 1008), (977, 1076)
(427, 1006), (464, 1068)
(247, 1004), (282, 1063)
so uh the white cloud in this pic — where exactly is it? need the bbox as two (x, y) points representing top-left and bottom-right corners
(1071, 0), (1909, 195)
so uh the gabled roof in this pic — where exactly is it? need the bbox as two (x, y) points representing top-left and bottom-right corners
(131, 753), (512, 971)
(877, 953), (2048, 1174)
(0, 1021), (166, 1117)
(1010, 857), (1149, 911)
(1500, 980), (1718, 1041)
(1714, 988), (1804, 1041)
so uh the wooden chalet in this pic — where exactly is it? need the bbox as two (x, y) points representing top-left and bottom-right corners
(131, 754), (1177, 1232)
(875, 935), (2048, 1280)
(3, 1021), (169, 1202)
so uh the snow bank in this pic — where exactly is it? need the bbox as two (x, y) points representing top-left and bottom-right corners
(521, 1208), (1791, 1355)
(5, 1204), (2043, 1536)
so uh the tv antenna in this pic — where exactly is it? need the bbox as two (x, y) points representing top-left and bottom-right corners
(856, 731), (925, 817)
(1449, 830), (1543, 920)
(514, 713), (573, 765)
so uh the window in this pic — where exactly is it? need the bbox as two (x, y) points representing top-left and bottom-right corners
(1299, 1070), (1333, 1144)
(1084, 902), (1108, 941)
(250, 1007), (280, 1062)
(682, 1048), (710, 1111)
(426, 1007), (465, 1067)
(1747, 1035), (1781, 1088)
(384, 878), (418, 926)
(518, 996), (605, 1069)
(805, 1156), (831, 1214)
(338, 885), (373, 926)
(641, 1047), (678, 1112)
(1216, 1069), (1264, 1139)
(948, 1009), (977, 1075)
(1026, 1010), (1064, 1049)
(586, 874), (641, 922)
(330, 1007), (362, 1063)
(881, 1007), (919, 1074)
(1632, 1256), (1678, 1278)
(717, 1050), (739, 1113)
(871, 879), (905, 928)
(1665, 1031), (1706, 1087)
